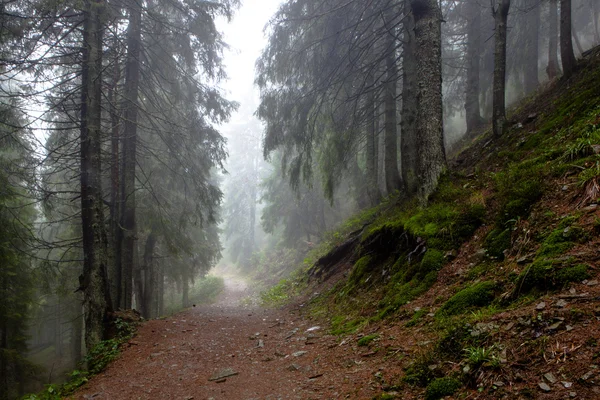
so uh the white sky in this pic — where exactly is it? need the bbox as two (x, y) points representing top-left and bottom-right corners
(218, 0), (282, 131)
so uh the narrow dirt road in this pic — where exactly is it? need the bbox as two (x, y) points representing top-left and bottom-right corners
(72, 276), (408, 399)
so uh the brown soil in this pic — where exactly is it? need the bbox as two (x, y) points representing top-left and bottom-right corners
(72, 277), (413, 400)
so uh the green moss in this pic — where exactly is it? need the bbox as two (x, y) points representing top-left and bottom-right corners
(420, 249), (445, 272)
(535, 219), (588, 258)
(403, 353), (436, 387)
(437, 281), (496, 317)
(425, 377), (462, 400)
(494, 161), (545, 224)
(406, 309), (427, 327)
(357, 333), (380, 346)
(484, 228), (511, 259)
(349, 255), (374, 285)
(330, 315), (366, 335)
(516, 260), (589, 293)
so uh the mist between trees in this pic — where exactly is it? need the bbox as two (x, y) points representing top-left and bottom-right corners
(0, 0), (597, 398)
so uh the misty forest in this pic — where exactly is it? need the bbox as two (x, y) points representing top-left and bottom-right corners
(1, 0), (600, 398)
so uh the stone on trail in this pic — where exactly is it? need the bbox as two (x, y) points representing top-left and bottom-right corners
(208, 367), (238, 381)
(292, 351), (308, 357)
(544, 372), (557, 384)
(539, 382), (552, 392)
(536, 302), (546, 310)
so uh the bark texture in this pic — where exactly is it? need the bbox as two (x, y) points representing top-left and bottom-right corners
(524, 0), (540, 94)
(366, 71), (380, 205)
(492, 0), (510, 137)
(412, 0), (446, 202)
(560, 0), (576, 77)
(120, 0), (142, 310)
(547, 0), (560, 79)
(465, 0), (484, 134)
(401, 10), (418, 197)
(383, 29), (402, 195)
(80, 0), (113, 351)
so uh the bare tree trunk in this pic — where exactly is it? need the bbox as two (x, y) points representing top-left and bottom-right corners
(524, 0), (540, 94)
(120, 0), (142, 310)
(384, 26), (402, 195)
(108, 32), (121, 309)
(157, 263), (164, 316)
(182, 269), (189, 309)
(594, 0), (600, 44)
(465, 0), (484, 133)
(572, 30), (583, 56)
(141, 231), (157, 319)
(80, 0), (113, 352)
(366, 71), (380, 205)
(401, 9), (418, 197)
(560, 0), (577, 77)
(492, 0), (510, 137)
(71, 299), (83, 368)
(412, 0), (446, 202)
(547, 0), (560, 79)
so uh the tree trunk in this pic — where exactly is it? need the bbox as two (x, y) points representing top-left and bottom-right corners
(157, 263), (164, 316)
(80, 0), (113, 352)
(465, 0), (484, 133)
(366, 71), (381, 205)
(383, 27), (402, 195)
(120, 0), (142, 310)
(1, 318), (7, 400)
(108, 33), (121, 309)
(492, 0), (510, 137)
(572, 30), (583, 56)
(141, 231), (157, 319)
(594, 0), (600, 44)
(71, 299), (83, 368)
(560, 0), (576, 77)
(182, 269), (189, 309)
(524, 0), (540, 94)
(401, 9), (418, 197)
(547, 0), (560, 79)
(412, 0), (446, 202)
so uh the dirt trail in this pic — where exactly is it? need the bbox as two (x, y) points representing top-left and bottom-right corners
(73, 276), (405, 400)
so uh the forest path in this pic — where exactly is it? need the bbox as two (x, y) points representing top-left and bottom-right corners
(72, 277), (406, 400)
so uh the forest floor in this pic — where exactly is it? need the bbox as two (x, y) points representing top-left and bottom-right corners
(71, 275), (414, 400)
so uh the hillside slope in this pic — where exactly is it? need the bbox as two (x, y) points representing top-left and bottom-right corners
(269, 46), (600, 399)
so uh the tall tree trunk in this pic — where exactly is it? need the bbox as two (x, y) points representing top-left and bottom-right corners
(547, 0), (560, 79)
(80, 0), (112, 352)
(141, 231), (157, 319)
(108, 33), (122, 308)
(594, 0), (600, 44)
(560, 0), (577, 77)
(120, 0), (142, 310)
(366, 71), (380, 205)
(572, 30), (583, 56)
(71, 299), (83, 368)
(1, 319), (7, 400)
(383, 27), (402, 195)
(401, 9), (418, 197)
(465, 0), (484, 133)
(492, 0), (510, 137)
(182, 269), (189, 309)
(524, 0), (540, 94)
(412, 0), (446, 202)
(157, 263), (164, 316)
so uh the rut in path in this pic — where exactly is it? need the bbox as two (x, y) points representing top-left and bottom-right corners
(73, 275), (409, 400)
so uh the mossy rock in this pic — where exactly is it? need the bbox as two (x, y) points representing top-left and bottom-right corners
(425, 377), (462, 400)
(484, 228), (511, 259)
(437, 281), (496, 317)
(515, 261), (589, 293)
